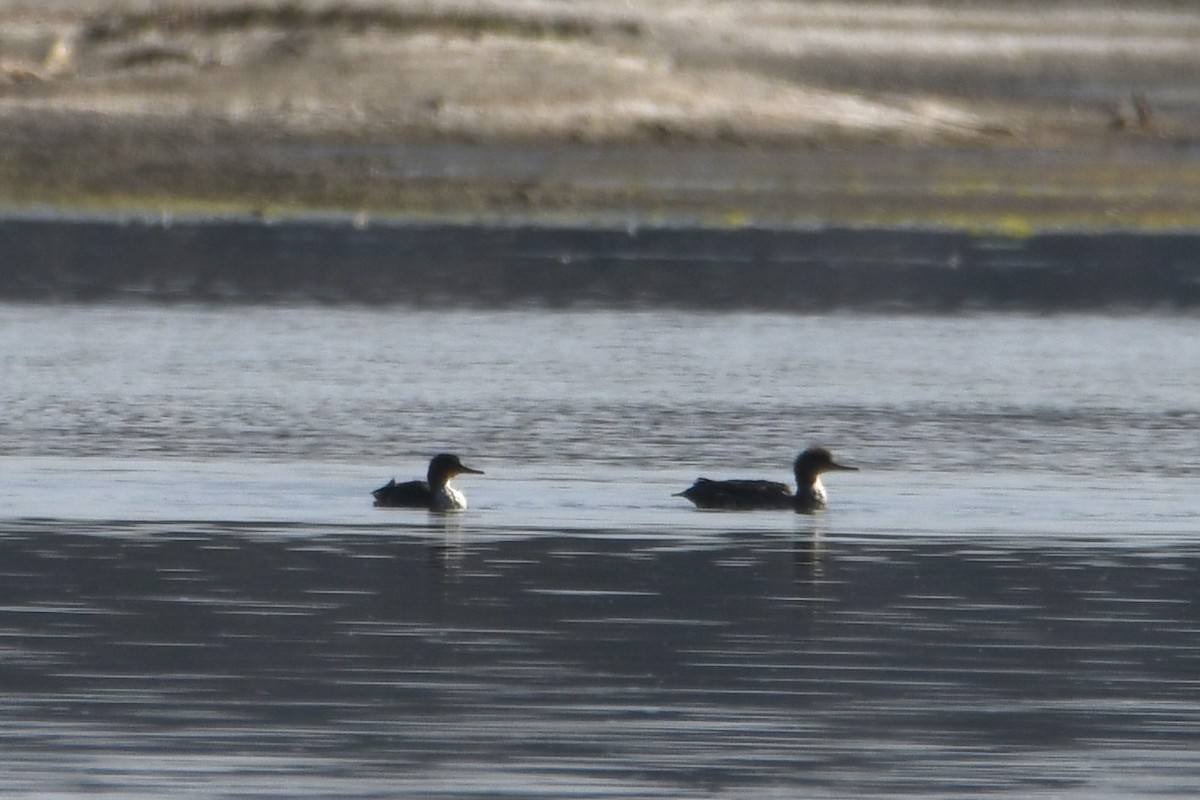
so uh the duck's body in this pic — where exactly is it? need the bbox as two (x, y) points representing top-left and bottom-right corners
(676, 447), (856, 513)
(371, 478), (455, 510)
(677, 478), (795, 510)
(373, 453), (483, 511)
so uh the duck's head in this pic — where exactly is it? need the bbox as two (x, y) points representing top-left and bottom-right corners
(794, 447), (857, 482)
(427, 453), (484, 487)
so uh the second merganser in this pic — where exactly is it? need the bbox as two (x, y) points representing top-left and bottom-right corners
(372, 453), (484, 511)
(675, 446), (856, 513)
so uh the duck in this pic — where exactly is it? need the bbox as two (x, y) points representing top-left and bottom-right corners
(372, 453), (484, 511)
(675, 446), (856, 512)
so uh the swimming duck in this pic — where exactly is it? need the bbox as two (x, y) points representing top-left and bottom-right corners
(675, 446), (856, 512)
(372, 453), (484, 511)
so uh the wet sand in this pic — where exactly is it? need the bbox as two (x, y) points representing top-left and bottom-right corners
(3, 1), (1200, 228)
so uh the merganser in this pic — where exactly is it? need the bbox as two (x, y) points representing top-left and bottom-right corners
(372, 453), (484, 511)
(675, 447), (856, 513)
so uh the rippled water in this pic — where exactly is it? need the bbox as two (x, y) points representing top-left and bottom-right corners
(2, 305), (1199, 798)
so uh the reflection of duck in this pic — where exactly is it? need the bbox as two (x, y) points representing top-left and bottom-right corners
(793, 531), (824, 585)
(372, 454), (484, 511)
(676, 447), (857, 513)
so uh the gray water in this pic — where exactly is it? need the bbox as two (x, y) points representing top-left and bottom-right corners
(2, 305), (1199, 798)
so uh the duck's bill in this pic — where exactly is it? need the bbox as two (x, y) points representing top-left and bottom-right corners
(458, 465), (485, 475)
(830, 461), (858, 471)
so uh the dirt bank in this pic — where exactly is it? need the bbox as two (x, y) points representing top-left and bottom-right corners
(2, 1), (1199, 228)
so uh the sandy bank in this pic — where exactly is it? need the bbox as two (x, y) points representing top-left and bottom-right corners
(2, 1), (1198, 228)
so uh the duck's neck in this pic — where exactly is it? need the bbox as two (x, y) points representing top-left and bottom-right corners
(431, 480), (467, 511)
(794, 472), (827, 510)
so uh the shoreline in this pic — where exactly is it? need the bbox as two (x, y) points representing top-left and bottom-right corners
(6, 134), (1200, 233)
(3, 1), (1199, 231)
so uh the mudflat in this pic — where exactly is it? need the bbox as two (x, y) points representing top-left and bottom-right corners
(3, 0), (1199, 228)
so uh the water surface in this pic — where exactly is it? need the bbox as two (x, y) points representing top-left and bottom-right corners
(1, 306), (1198, 798)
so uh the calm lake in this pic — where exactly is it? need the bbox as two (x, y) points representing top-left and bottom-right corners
(2, 299), (1199, 797)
